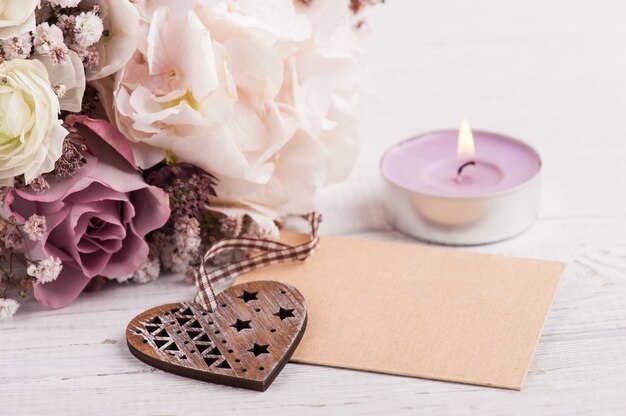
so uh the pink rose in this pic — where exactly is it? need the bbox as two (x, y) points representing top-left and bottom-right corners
(5, 117), (170, 308)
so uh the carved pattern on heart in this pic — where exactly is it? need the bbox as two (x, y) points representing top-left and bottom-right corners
(126, 280), (307, 391)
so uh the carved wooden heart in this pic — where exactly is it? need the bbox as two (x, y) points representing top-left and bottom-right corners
(126, 281), (307, 391)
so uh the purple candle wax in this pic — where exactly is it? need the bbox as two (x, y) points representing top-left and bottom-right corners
(380, 127), (542, 245)
(381, 131), (541, 198)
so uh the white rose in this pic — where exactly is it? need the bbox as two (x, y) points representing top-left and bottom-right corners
(0, 0), (38, 39)
(0, 59), (68, 186)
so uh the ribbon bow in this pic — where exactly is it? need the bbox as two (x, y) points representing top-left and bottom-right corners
(194, 213), (322, 311)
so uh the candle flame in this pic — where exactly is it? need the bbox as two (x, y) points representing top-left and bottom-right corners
(457, 119), (475, 159)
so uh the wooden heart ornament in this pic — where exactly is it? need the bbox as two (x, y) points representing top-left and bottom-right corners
(126, 281), (307, 391)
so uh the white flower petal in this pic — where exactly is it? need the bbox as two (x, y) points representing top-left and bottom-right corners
(147, 7), (218, 100)
(88, 0), (140, 81)
(37, 51), (86, 113)
(0, 0), (37, 39)
(0, 59), (67, 185)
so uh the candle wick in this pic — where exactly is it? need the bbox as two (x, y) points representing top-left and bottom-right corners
(457, 161), (476, 177)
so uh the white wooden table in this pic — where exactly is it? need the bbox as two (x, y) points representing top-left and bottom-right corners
(3, 1), (626, 414)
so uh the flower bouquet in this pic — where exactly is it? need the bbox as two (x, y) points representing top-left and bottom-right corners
(0, 0), (382, 321)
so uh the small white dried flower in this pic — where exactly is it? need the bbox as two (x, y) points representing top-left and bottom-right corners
(171, 251), (193, 274)
(74, 11), (104, 48)
(50, 44), (69, 64)
(174, 217), (202, 254)
(34, 23), (65, 56)
(0, 298), (19, 322)
(132, 255), (161, 284)
(245, 218), (280, 241)
(220, 216), (243, 237)
(114, 255), (160, 284)
(53, 83), (67, 98)
(24, 214), (47, 241)
(2, 226), (23, 250)
(27, 257), (63, 284)
(1, 34), (33, 60)
(151, 231), (174, 270)
(168, 218), (202, 273)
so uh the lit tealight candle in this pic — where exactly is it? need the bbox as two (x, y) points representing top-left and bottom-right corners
(380, 121), (542, 245)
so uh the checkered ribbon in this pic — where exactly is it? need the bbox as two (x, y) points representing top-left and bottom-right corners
(194, 213), (322, 311)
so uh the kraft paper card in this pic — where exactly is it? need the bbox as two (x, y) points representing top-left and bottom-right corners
(239, 234), (564, 390)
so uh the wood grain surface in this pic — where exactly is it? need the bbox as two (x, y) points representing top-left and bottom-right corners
(3, 1), (626, 414)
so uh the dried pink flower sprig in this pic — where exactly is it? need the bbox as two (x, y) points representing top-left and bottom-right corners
(55, 9), (104, 68)
(30, 1), (105, 67)
(0, 1), (105, 67)
(145, 163), (214, 274)
(145, 162), (280, 278)
(0, 215), (63, 320)
(147, 163), (217, 225)
(0, 34), (33, 60)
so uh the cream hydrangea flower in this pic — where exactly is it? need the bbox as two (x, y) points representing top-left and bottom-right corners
(0, 59), (68, 186)
(108, 0), (361, 220)
(0, 0), (38, 39)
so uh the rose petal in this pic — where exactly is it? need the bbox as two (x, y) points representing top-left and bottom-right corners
(87, 221), (127, 242)
(65, 181), (129, 204)
(77, 234), (123, 254)
(102, 228), (148, 278)
(129, 187), (171, 236)
(69, 200), (123, 243)
(80, 249), (114, 276)
(66, 116), (138, 168)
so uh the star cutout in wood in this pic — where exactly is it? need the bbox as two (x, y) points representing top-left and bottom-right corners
(230, 319), (252, 332)
(274, 307), (295, 320)
(238, 290), (259, 303)
(248, 343), (270, 357)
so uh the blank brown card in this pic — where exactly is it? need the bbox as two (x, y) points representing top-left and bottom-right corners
(239, 235), (564, 390)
